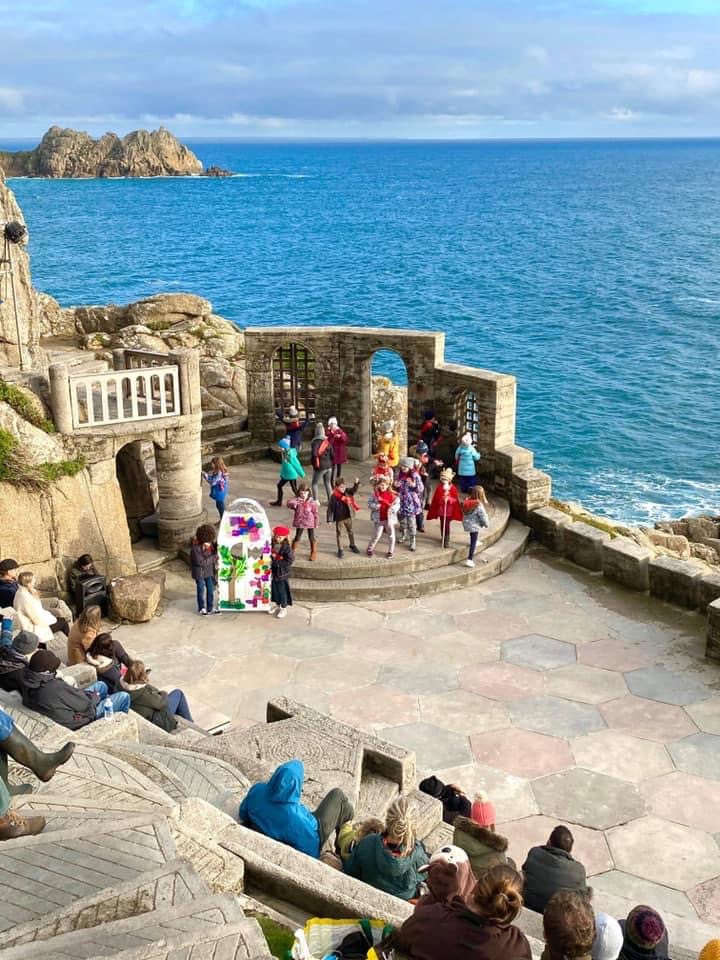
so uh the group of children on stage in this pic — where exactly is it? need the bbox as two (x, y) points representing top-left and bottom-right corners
(271, 410), (490, 567)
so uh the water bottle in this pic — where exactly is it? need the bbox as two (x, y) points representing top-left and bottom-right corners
(102, 697), (114, 721)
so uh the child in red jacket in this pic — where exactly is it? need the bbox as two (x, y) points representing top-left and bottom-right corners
(427, 468), (463, 548)
(366, 477), (399, 559)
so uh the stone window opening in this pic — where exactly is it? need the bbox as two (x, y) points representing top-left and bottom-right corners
(272, 342), (316, 418)
(455, 389), (480, 444)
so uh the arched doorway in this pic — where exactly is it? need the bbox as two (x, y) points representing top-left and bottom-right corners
(272, 342), (317, 419)
(115, 441), (158, 542)
(370, 349), (409, 457)
(454, 389), (480, 444)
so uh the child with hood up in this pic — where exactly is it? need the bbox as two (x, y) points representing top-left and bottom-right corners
(326, 416), (348, 485)
(269, 437), (305, 506)
(239, 758), (354, 858)
(455, 432), (482, 493)
(375, 420), (399, 469)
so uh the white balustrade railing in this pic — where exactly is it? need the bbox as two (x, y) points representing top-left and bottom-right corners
(68, 365), (181, 428)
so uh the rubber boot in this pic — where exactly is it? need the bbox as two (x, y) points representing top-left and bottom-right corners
(2, 728), (75, 783)
(291, 535), (301, 550)
(0, 753), (32, 796)
(309, 541), (318, 561)
(0, 809), (46, 841)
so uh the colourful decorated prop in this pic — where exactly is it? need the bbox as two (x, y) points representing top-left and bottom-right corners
(217, 498), (272, 611)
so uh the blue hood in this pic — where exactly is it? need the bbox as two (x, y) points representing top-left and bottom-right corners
(267, 760), (304, 803)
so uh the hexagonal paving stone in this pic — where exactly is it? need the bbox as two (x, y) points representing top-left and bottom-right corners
(379, 722), (472, 771)
(669, 733), (720, 781)
(547, 664), (628, 705)
(591, 871), (696, 919)
(293, 654), (380, 693)
(641, 772), (720, 833)
(497, 815), (612, 877)
(331, 684), (420, 731)
(379, 661), (459, 695)
(608, 816), (720, 890)
(689, 876), (720, 925)
(502, 634), (576, 671)
(510, 696), (606, 739)
(624, 666), (713, 706)
(420, 689), (509, 735)
(571, 731), (673, 783)
(436, 763), (538, 821)
(265, 627), (345, 660)
(578, 638), (655, 673)
(532, 768), (646, 830)
(684, 698), (720, 735)
(600, 695), (698, 742)
(461, 662), (545, 701)
(453, 610), (530, 644)
(471, 729), (573, 779)
(204, 652), (296, 692)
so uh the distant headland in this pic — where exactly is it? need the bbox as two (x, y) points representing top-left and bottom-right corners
(0, 126), (232, 178)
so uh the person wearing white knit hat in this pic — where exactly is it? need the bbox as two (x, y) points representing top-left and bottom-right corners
(593, 912), (624, 960)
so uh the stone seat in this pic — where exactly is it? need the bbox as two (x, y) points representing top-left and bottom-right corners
(0, 858), (209, 950)
(110, 921), (273, 960)
(0, 893), (260, 960)
(0, 696), (141, 751)
(0, 814), (177, 934)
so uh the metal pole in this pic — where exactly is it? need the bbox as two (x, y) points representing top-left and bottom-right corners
(4, 239), (26, 371)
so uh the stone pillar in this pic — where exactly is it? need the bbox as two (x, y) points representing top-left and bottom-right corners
(170, 349), (202, 417)
(112, 349), (126, 371)
(155, 419), (205, 549)
(48, 363), (73, 434)
(707, 598), (720, 663)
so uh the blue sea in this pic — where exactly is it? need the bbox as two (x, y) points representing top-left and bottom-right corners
(3, 138), (718, 525)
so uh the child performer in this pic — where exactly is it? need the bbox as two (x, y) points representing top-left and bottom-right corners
(269, 437), (305, 507)
(287, 484), (320, 561)
(454, 432), (482, 494)
(394, 457), (424, 552)
(327, 417), (349, 485)
(270, 526), (294, 618)
(371, 452), (394, 485)
(327, 476), (361, 559)
(276, 405), (310, 451)
(201, 457), (229, 519)
(375, 420), (399, 470)
(367, 477), (399, 560)
(427, 468), (463, 549)
(461, 485), (490, 567)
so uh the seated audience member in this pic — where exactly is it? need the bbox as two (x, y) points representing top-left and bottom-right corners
(419, 774), (471, 824)
(417, 844), (477, 903)
(543, 890), (596, 960)
(344, 796), (429, 900)
(121, 660), (192, 731)
(618, 906), (668, 960)
(394, 862), (532, 960)
(522, 825), (589, 913)
(240, 759), (354, 859)
(453, 792), (513, 876)
(0, 706), (74, 839)
(67, 605), (102, 665)
(85, 632), (132, 693)
(0, 630), (39, 693)
(13, 571), (70, 640)
(593, 912), (624, 960)
(20, 649), (130, 729)
(336, 816), (384, 862)
(0, 559), (20, 609)
(67, 554), (97, 599)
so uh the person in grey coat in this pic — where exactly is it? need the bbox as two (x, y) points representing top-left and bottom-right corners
(521, 825), (589, 913)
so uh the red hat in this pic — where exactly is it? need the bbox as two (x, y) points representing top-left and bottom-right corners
(471, 794), (496, 827)
(272, 525), (291, 538)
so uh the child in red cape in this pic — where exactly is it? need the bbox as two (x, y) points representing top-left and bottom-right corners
(427, 468), (463, 548)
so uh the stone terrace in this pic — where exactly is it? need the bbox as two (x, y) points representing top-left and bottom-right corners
(117, 538), (720, 951)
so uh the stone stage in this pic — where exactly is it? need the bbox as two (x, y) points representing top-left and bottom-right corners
(117, 509), (720, 951)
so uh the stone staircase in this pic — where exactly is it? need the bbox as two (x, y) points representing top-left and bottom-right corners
(201, 410), (268, 467)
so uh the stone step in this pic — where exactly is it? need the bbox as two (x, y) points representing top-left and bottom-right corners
(108, 743), (250, 810)
(203, 443), (269, 469)
(21, 770), (174, 813)
(421, 821), (454, 854)
(0, 814), (177, 933)
(293, 518), (530, 601)
(0, 893), (254, 960)
(132, 535), (177, 572)
(0, 858), (209, 949)
(201, 409), (224, 423)
(110, 920), (273, 960)
(405, 788), (443, 840)
(201, 430), (252, 456)
(201, 415), (249, 440)
(356, 771), (399, 821)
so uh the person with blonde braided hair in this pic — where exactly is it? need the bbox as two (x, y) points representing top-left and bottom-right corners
(344, 796), (428, 900)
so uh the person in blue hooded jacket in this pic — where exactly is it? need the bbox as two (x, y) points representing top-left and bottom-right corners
(239, 759), (354, 858)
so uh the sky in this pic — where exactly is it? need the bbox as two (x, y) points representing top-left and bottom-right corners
(0, 0), (719, 139)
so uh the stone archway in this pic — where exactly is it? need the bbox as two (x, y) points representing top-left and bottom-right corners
(369, 349), (409, 458)
(115, 441), (157, 542)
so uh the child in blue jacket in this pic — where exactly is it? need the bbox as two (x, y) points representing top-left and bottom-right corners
(455, 433), (481, 493)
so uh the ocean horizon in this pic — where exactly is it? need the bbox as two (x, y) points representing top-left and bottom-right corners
(3, 137), (718, 525)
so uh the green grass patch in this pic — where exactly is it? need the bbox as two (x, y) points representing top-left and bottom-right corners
(0, 380), (55, 432)
(255, 915), (295, 959)
(0, 428), (85, 488)
(36, 457), (87, 482)
(146, 318), (172, 331)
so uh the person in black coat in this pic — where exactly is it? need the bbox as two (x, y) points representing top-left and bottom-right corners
(190, 524), (218, 615)
(270, 526), (294, 619)
(521, 825), (589, 913)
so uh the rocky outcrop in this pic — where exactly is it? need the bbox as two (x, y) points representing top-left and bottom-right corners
(0, 126), (203, 178)
(56, 293), (247, 416)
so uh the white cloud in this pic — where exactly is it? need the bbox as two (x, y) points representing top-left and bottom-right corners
(607, 106), (638, 120)
(0, 87), (24, 111)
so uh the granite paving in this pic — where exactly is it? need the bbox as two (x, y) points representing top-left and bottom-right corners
(116, 522), (720, 930)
